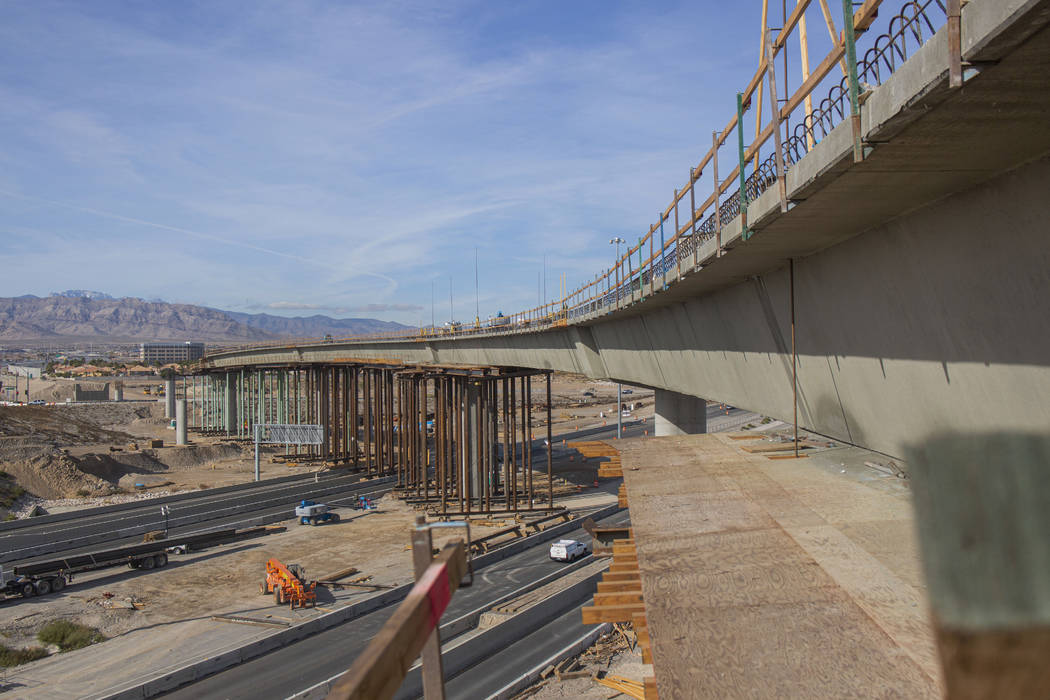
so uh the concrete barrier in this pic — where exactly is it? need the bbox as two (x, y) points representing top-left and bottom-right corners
(97, 502), (622, 700)
(489, 623), (612, 700)
(391, 562), (610, 700)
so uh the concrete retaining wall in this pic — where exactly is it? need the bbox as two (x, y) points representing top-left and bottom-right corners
(74, 383), (111, 402)
(391, 562), (610, 700)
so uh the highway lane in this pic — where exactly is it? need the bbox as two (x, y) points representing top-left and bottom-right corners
(2, 472), (366, 545)
(2, 474), (390, 565)
(161, 510), (630, 700)
(439, 603), (592, 700)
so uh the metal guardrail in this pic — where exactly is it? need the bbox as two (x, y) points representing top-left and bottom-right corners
(203, 1), (953, 362)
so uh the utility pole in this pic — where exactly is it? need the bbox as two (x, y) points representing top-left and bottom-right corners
(448, 277), (453, 323)
(431, 280), (435, 329)
(474, 247), (480, 324)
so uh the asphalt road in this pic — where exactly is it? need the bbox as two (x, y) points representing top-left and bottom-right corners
(440, 603), (593, 699)
(2, 472), (390, 565)
(162, 509), (631, 700)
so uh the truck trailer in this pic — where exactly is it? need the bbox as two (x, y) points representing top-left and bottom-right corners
(0, 528), (241, 600)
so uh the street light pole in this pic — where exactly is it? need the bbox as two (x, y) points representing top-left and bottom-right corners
(609, 237), (625, 306)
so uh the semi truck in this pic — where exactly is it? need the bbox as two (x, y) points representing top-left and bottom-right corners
(0, 528), (241, 601)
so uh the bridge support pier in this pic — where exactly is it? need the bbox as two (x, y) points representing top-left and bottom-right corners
(654, 389), (707, 436)
(164, 378), (176, 418)
(175, 399), (187, 445)
(225, 373), (239, 436)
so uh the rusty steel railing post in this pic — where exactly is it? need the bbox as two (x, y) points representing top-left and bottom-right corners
(842, 0), (864, 163)
(736, 93), (753, 241)
(673, 190), (681, 280)
(658, 214), (666, 290)
(712, 132), (722, 255)
(948, 0), (962, 88)
(689, 167), (699, 267)
(790, 258), (799, 458)
(766, 33), (790, 213)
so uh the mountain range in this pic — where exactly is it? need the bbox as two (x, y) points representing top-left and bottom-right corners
(0, 294), (410, 343)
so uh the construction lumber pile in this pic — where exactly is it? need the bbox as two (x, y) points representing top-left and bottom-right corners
(567, 440), (623, 478)
(582, 537), (642, 625)
(598, 455), (623, 478)
(740, 439), (807, 454)
(469, 523), (525, 554)
(580, 487), (658, 697)
(594, 674), (658, 699)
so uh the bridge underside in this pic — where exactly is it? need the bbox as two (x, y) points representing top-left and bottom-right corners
(205, 2), (1050, 461)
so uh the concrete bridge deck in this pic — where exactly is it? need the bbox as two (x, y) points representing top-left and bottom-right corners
(618, 433), (940, 698)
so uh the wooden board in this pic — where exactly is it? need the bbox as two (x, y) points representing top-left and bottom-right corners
(581, 602), (646, 624)
(740, 441), (809, 453)
(617, 434), (941, 698)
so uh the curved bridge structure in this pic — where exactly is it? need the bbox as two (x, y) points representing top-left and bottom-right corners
(203, 0), (1050, 461)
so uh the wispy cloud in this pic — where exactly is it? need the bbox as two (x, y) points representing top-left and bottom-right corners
(0, 0), (766, 323)
(257, 301), (422, 314)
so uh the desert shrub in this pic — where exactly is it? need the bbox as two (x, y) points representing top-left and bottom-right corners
(0, 644), (48, 666)
(37, 620), (104, 651)
(75, 489), (91, 497)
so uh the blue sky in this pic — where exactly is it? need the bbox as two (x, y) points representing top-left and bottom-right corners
(0, 1), (848, 325)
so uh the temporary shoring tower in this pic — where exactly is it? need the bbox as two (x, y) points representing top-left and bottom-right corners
(188, 362), (554, 516)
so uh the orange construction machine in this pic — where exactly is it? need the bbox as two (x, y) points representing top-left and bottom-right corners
(260, 558), (317, 609)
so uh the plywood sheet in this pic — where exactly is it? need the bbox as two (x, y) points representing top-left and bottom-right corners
(618, 434), (941, 699)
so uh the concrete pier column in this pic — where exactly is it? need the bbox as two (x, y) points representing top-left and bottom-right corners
(225, 372), (239, 435)
(466, 381), (481, 504)
(164, 378), (176, 418)
(112, 383), (123, 402)
(654, 389), (707, 436)
(175, 399), (187, 445)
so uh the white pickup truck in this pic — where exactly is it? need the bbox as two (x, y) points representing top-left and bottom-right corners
(549, 539), (589, 562)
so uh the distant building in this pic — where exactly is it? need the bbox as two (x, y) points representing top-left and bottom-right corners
(6, 362), (44, 379)
(139, 342), (205, 365)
